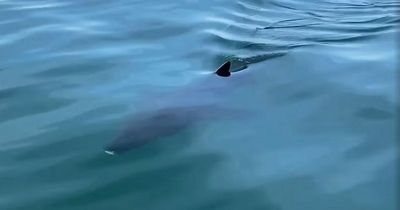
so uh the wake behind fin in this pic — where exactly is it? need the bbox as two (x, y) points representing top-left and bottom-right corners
(215, 61), (231, 77)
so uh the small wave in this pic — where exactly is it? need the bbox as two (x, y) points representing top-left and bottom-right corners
(202, 0), (399, 66)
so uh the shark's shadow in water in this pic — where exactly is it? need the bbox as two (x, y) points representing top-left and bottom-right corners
(105, 61), (250, 154)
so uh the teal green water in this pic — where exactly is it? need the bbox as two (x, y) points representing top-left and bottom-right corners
(0, 0), (399, 210)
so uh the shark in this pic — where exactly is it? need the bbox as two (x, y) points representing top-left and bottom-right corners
(104, 61), (250, 154)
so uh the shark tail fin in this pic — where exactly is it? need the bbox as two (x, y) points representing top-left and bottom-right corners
(215, 61), (231, 77)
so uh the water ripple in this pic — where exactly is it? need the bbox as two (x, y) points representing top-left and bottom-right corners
(200, 0), (398, 65)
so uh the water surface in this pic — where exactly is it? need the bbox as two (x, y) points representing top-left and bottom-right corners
(0, 0), (398, 210)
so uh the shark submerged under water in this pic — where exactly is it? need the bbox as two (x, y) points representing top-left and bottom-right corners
(104, 61), (252, 154)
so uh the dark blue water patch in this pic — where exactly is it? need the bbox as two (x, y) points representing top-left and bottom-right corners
(355, 107), (393, 120)
(31, 153), (225, 210)
(262, 174), (395, 210)
(343, 129), (397, 161)
(31, 60), (116, 78)
(105, 25), (193, 41)
(317, 24), (395, 34)
(192, 186), (281, 210)
(298, 92), (394, 132)
(0, 83), (75, 123)
(303, 33), (378, 43)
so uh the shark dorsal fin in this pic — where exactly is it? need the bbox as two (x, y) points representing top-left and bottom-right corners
(215, 61), (231, 77)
